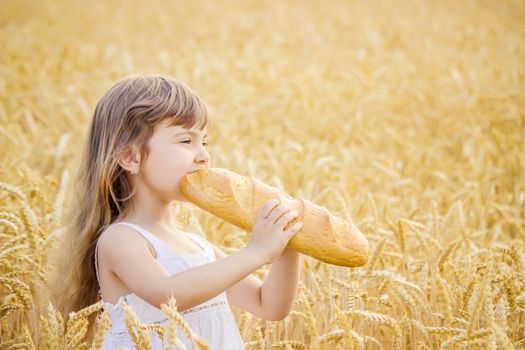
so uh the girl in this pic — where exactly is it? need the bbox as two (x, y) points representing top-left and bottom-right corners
(47, 74), (303, 349)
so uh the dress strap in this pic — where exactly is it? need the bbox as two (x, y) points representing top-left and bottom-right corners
(110, 221), (208, 258)
(111, 222), (162, 258)
(185, 232), (213, 255)
(94, 238), (103, 297)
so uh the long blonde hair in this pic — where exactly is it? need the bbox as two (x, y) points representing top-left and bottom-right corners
(47, 73), (208, 337)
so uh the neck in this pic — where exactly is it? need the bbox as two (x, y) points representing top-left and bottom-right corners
(117, 181), (179, 229)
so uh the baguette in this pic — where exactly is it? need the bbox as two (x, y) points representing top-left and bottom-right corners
(179, 168), (370, 267)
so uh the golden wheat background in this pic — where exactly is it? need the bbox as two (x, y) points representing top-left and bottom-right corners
(1, 0), (524, 349)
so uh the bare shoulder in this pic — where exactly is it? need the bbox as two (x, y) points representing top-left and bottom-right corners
(96, 224), (169, 307)
(97, 224), (157, 264)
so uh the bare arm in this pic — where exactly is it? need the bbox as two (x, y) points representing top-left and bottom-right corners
(212, 243), (301, 321)
(157, 246), (265, 311)
(100, 199), (300, 314)
(260, 247), (301, 320)
(100, 226), (266, 312)
(166, 198), (302, 316)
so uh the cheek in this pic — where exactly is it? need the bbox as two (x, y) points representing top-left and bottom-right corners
(143, 148), (189, 187)
(143, 164), (181, 195)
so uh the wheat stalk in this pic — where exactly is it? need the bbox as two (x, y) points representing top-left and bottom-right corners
(0, 277), (33, 312)
(270, 340), (306, 349)
(438, 239), (462, 274)
(411, 319), (464, 336)
(344, 310), (402, 350)
(88, 308), (112, 350)
(366, 237), (387, 275)
(49, 169), (69, 228)
(119, 298), (153, 350)
(160, 296), (210, 350)
(65, 303), (104, 349)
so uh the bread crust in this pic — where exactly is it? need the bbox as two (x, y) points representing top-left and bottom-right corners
(180, 168), (370, 267)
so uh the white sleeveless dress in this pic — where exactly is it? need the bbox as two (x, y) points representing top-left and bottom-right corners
(94, 221), (246, 350)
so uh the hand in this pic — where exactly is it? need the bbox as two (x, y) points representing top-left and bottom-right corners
(246, 198), (303, 265)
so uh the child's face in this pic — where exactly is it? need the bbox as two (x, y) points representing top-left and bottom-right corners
(140, 119), (211, 203)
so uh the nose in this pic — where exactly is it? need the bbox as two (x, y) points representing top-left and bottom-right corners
(195, 145), (211, 167)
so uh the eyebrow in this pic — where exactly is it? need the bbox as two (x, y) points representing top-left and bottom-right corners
(174, 131), (208, 137)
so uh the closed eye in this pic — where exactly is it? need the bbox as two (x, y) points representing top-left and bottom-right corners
(181, 140), (208, 146)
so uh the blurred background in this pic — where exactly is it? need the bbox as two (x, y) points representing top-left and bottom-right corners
(1, 0), (524, 348)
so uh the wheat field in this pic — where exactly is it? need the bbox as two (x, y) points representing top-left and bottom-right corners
(1, 0), (524, 349)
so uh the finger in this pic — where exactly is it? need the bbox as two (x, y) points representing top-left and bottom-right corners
(275, 209), (300, 228)
(285, 221), (303, 236)
(267, 204), (291, 223)
(258, 198), (280, 220)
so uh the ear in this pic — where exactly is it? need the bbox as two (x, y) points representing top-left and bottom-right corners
(118, 144), (141, 174)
